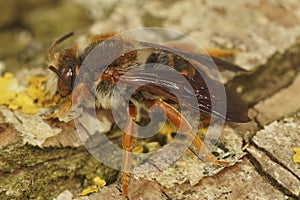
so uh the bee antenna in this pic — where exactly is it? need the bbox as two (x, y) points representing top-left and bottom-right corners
(49, 65), (72, 90)
(49, 32), (74, 61)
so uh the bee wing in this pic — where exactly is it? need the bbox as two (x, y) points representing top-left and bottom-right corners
(136, 41), (247, 73)
(134, 41), (249, 121)
(118, 67), (250, 122)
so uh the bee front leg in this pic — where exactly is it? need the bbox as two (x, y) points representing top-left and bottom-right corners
(72, 82), (94, 107)
(121, 105), (136, 197)
(46, 82), (94, 120)
(46, 96), (72, 119)
(145, 99), (228, 167)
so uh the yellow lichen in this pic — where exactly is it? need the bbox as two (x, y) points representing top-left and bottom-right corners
(293, 147), (300, 163)
(0, 72), (50, 114)
(26, 76), (48, 106)
(10, 92), (38, 114)
(77, 185), (99, 196)
(159, 122), (177, 144)
(77, 176), (106, 196)
(93, 176), (106, 187)
(158, 122), (208, 144)
(132, 145), (144, 153)
(144, 141), (161, 152)
(0, 73), (19, 104)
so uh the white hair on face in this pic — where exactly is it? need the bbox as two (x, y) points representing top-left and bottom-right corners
(46, 54), (60, 96)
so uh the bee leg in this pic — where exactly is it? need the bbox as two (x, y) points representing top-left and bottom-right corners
(46, 82), (94, 119)
(46, 97), (72, 119)
(121, 105), (136, 197)
(145, 99), (228, 167)
(72, 82), (94, 107)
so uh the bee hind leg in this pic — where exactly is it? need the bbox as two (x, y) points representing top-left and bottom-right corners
(145, 99), (229, 167)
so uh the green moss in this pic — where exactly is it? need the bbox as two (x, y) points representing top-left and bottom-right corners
(0, 142), (117, 199)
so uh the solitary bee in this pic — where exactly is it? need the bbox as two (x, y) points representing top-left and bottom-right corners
(47, 31), (250, 196)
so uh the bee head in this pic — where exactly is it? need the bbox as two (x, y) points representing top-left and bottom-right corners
(48, 32), (79, 97)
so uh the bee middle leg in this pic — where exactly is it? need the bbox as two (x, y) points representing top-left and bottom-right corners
(145, 99), (228, 166)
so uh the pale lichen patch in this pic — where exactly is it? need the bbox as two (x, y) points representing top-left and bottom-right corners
(1, 107), (61, 146)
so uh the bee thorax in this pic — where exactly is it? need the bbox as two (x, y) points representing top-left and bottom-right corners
(93, 80), (127, 110)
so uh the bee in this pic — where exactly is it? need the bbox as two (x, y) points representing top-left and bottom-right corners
(47, 31), (250, 197)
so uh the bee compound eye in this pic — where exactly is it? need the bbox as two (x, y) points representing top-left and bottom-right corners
(57, 66), (73, 96)
(62, 55), (73, 63)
